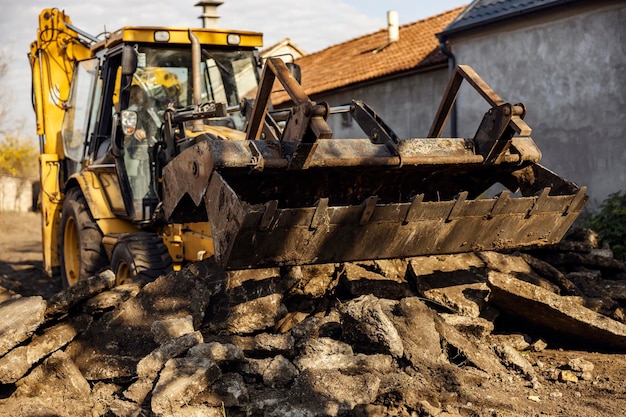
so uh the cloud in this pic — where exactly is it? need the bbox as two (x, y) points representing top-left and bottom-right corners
(219, 0), (384, 52)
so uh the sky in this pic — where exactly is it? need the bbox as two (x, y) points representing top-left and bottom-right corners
(0, 0), (467, 138)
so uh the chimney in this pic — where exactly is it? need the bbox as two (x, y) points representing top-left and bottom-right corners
(387, 10), (399, 43)
(195, 1), (223, 28)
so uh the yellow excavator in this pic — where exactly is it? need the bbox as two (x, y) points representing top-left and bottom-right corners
(30, 8), (587, 288)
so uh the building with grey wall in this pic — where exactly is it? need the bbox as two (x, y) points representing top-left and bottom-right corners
(439, 0), (626, 208)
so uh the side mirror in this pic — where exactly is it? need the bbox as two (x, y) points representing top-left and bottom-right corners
(122, 45), (138, 76)
(286, 62), (302, 84)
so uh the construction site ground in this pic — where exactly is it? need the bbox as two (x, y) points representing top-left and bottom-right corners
(1, 211), (626, 417)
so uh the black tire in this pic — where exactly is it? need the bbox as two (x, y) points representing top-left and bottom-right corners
(59, 187), (109, 288)
(111, 232), (173, 285)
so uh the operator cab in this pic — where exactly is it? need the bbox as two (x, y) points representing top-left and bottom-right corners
(72, 26), (263, 223)
(118, 45), (261, 220)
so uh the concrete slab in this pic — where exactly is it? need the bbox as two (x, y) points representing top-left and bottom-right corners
(487, 271), (626, 350)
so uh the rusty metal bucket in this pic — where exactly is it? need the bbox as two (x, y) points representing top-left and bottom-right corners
(161, 62), (587, 270)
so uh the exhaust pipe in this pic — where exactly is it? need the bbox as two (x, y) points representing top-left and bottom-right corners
(188, 29), (204, 133)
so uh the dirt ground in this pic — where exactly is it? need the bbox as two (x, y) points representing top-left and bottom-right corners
(0, 211), (61, 299)
(1, 211), (626, 416)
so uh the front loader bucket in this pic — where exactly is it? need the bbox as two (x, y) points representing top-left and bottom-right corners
(162, 138), (586, 270)
(161, 61), (587, 270)
(203, 165), (585, 270)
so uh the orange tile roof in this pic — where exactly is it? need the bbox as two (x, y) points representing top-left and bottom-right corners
(272, 6), (465, 105)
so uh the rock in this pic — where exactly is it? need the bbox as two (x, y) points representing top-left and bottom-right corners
(287, 263), (337, 298)
(351, 404), (390, 417)
(124, 377), (156, 405)
(410, 253), (486, 276)
(12, 350), (94, 415)
(151, 315), (195, 344)
(293, 337), (392, 373)
(388, 297), (444, 367)
(125, 332), (204, 403)
(0, 296), (47, 356)
(568, 271), (626, 301)
(567, 357), (595, 380)
(494, 344), (535, 380)
(518, 252), (581, 295)
(580, 371), (594, 381)
(45, 270), (116, 318)
(564, 227), (601, 249)
(225, 267), (282, 292)
(151, 356), (221, 415)
(591, 248), (616, 259)
(289, 311), (343, 345)
(166, 405), (227, 416)
(137, 332), (203, 379)
(207, 269), (288, 335)
(188, 342), (244, 364)
(262, 355), (299, 387)
(253, 332), (295, 355)
(489, 334), (531, 351)
(340, 294), (404, 357)
(109, 399), (147, 417)
(239, 356), (273, 379)
(82, 283), (141, 314)
(221, 293), (286, 335)
(559, 369), (578, 383)
(67, 262), (220, 380)
(535, 251), (626, 273)
(435, 315), (506, 375)
(297, 336), (353, 356)
(563, 295), (621, 322)
(194, 372), (249, 407)
(0, 314), (91, 383)
(480, 251), (561, 294)
(338, 262), (412, 299)
(417, 400), (444, 417)
(274, 311), (311, 333)
(487, 271), (626, 349)
(531, 339), (548, 352)
(409, 254), (491, 318)
(211, 268), (283, 316)
(256, 369), (380, 417)
(439, 313), (495, 340)
(568, 357), (594, 373)
(92, 382), (124, 416)
(0, 286), (18, 304)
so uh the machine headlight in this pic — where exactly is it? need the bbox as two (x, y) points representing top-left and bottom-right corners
(154, 30), (170, 42)
(227, 34), (240, 45)
(121, 110), (138, 135)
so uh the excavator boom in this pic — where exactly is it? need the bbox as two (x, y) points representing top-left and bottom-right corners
(29, 9), (94, 276)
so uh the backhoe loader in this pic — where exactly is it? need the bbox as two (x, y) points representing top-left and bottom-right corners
(30, 8), (587, 287)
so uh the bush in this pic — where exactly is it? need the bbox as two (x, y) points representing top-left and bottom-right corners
(0, 134), (38, 179)
(586, 191), (626, 260)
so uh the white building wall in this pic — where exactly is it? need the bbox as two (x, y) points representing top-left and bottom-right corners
(0, 176), (35, 212)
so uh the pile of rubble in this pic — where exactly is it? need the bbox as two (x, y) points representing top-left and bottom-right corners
(1, 228), (625, 416)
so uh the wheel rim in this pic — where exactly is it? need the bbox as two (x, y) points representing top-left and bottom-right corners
(63, 215), (80, 286)
(116, 261), (133, 285)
